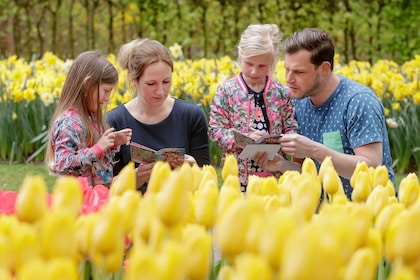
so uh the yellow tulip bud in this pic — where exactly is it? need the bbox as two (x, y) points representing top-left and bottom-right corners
(14, 175), (47, 223)
(147, 161), (171, 194)
(301, 157), (317, 177)
(222, 154), (239, 181)
(260, 176), (279, 196)
(115, 189), (141, 234)
(156, 168), (191, 227)
(366, 185), (389, 218)
(351, 170), (371, 202)
(190, 163), (204, 192)
(197, 169), (218, 191)
(124, 248), (162, 280)
(16, 259), (47, 280)
(323, 165), (341, 196)
(221, 174), (241, 192)
(110, 161), (136, 196)
(258, 208), (300, 269)
(46, 258), (79, 280)
(51, 176), (83, 218)
(350, 161), (369, 188)
(277, 185), (291, 207)
(278, 170), (300, 186)
(385, 207), (420, 264)
(374, 203), (404, 239)
(218, 265), (234, 280)
(342, 248), (377, 280)
(398, 173), (420, 208)
(156, 240), (186, 280)
(233, 253), (272, 280)
(318, 156), (333, 182)
(74, 213), (98, 258)
(365, 228), (383, 265)
(11, 222), (40, 271)
(215, 198), (251, 258)
(217, 185), (242, 218)
(40, 210), (77, 260)
(372, 165), (390, 188)
(194, 180), (219, 228)
(246, 175), (261, 196)
(290, 173), (321, 221)
(387, 264), (417, 280)
(182, 224), (212, 280)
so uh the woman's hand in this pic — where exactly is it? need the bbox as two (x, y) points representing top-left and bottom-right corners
(135, 162), (155, 189)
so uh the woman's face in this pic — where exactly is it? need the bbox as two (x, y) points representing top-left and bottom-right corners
(134, 61), (172, 106)
(88, 83), (115, 113)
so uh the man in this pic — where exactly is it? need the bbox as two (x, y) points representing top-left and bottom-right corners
(254, 28), (396, 199)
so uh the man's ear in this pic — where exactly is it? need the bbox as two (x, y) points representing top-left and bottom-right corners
(321, 61), (332, 73)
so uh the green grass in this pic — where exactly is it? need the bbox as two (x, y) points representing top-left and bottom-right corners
(0, 163), (56, 192)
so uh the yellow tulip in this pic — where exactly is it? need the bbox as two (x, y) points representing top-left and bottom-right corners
(222, 154), (239, 181)
(194, 180), (219, 228)
(14, 175), (47, 223)
(217, 185), (242, 218)
(280, 224), (342, 280)
(246, 175), (261, 196)
(147, 217), (167, 251)
(232, 253), (272, 280)
(110, 161), (136, 196)
(156, 167), (191, 227)
(74, 213), (98, 258)
(124, 247), (162, 280)
(398, 173), (420, 208)
(46, 258), (79, 280)
(40, 210), (77, 260)
(372, 165), (390, 188)
(387, 265), (417, 280)
(323, 165), (341, 196)
(197, 168), (218, 191)
(182, 224), (212, 280)
(111, 189), (141, 234)
(156, 240), (186, 280)
(215, 198), (252, 258)
(290, 173), (321, 221)
(351, 170), (372, 202)
(318, 156), (333, 182)
(260, 176), (279, 196)
(350, 161), (369, 188)
(221, 174), (241, 192)
(11, 222), (40, 271)
(190, 163), (204, 192)
(258, 208), (300, 269)
(374, 203), (405, 239)
(218, 265), (234, 280)
(301, 157), (317, 177)
(342, 248), (377, 280)
(365, 185), (390, 218)
(385, 207), (420, 264)
(16, 258), (47, 280)
(51, 176), (83, 218)
(147, 161), (171, 194)
(365, 228), (383, 265)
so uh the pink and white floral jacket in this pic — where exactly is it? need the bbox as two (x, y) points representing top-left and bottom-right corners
(208, 73), (298, 185)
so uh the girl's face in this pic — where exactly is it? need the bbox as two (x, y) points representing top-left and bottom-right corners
(240, 53), (272, 87)
(134, 61), (172, 106)
(88, 83), (115, 112)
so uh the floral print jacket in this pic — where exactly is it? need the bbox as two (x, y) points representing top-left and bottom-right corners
(51, 108), (118, 187)
(208, 73), (298, 185)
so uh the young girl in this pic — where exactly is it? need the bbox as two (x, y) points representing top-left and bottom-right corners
(45, 51), (132, 187)
(208, 24), (300, 192)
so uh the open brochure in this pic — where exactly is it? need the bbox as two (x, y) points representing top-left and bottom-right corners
(233, 129), (281, 160)
(130, 142), (185, 163)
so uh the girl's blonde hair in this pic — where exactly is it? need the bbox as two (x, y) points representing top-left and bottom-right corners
(237, 23), (283, 74)
(45, 50), (118, 173)
(117, 38), (173, 83)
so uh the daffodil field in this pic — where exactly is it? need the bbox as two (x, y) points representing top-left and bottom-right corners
(1, 52), (419, 172)
(1, 155), (420, 279)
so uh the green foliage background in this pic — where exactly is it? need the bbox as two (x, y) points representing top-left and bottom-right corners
(1, 0), (419, 64)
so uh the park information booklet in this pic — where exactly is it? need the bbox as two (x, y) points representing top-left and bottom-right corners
(130, 142), (185, 163)
(232, 129), (281, 160)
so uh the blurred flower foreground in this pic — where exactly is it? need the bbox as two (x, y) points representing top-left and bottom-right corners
(1, 156), (420, 280)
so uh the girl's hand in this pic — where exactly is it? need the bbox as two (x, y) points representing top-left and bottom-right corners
(96, 127), (117, 152)
(113, 128), (132, 146)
